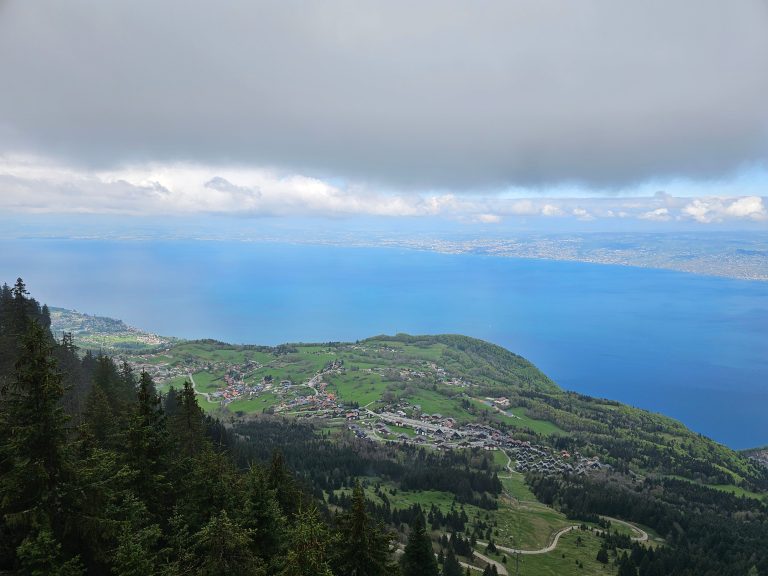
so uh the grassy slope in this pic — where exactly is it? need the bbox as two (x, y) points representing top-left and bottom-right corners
(124, 332), (768, 575)
(144, 333), (765, 493)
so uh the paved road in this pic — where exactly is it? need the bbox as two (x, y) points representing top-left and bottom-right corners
(479, 525), (579, 556)
(601, 516), (649, 542)
(306, 372), (322, 396)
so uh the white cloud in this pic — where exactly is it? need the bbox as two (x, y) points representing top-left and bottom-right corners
(681, 196), (767, 223)
(541, 204), (565, 217)
(572, 207), (595, 221)
(0, 155), (766, 227)
(725, 196), (766, 220)
(639, 207), (672, 221)
(475, 213), (502, 224)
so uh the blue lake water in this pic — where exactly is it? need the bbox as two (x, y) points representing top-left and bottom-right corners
(2, 238), (766, 449)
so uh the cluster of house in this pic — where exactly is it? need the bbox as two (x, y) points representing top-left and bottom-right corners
(443, 377), (472, 387)
(212, 376), (297, 406)
(509, 441), (604, 476)
(347, 411), (605, 478)
(132, 361), (190, 384)
(211, 381), (263, 403)
(360, 360), (474, 389)
(347, 424), (368, 439)
(271, 369), (344, 414)
(490, 397), (511, 409)
(132, 353), (265, 395)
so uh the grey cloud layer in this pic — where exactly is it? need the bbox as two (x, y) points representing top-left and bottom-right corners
(1, 1), (766, 189)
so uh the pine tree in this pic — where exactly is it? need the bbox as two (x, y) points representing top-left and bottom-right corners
(279, 506), (334, 576)
(16, 526), (84, 576)
(268, 450), (300, 517)
(126, 371), (169, 518)
(333, 481), (394, 576)
(81, 383), (115, 447)
(486, 538), (497, 554)
(596, 546), (609, 564)
(111, 522), (161, 576)
(56, 332), (87, 419)
(11, 278), (30, 334)
(169, 380), (204, 457)
(117, 361), (139, 408)
(239, 465), (286, 563)
(193, 510), (263, 576)
(40, 304), (52, 332)
(617, 552), (637, 576)
(0, 283), (13, 380)
(92, 355), (121, 411)
(442, 546), (463, 576)
(0, 322), (71, 536)
(164, 385), (179, 416)
(400, 513), (438, 576)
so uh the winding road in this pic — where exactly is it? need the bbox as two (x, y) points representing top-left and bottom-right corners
(488, 451), (649, 555)
(187, 372), (212, 402)
(478, 525), (579, 556)
(601, 516), (649, 542)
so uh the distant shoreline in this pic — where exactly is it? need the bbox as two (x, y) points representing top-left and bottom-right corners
(9, 232), (768, 282)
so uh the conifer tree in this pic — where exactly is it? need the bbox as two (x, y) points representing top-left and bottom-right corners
(111, 521), (161, 576)
(0, 322), (73, 564)
(126, 371), (169, 518)
(164, 385), (179, 416)
(239, 464), (286, 563)
(92, 355), (121, 410)
(617, 552), (637, 576)
(333, 481), (394, 576)
(11, 277), (30, 334)
(279, 505), (334, 576)
(40, 304), (52, 332)
(485, 538), (497, 554)
(170, 380), (204, 457)
(16, 526), (84, 576)
(442, 546), (463, 576)
(193, 510), (264, 576)
(401, 513), (438, 576)
(268, 450), (300, 517)
(81, 383), (115, 447)
(596, 545), (609, 564)
(56, 332), (87, 419)
(117, 361), (139, 408)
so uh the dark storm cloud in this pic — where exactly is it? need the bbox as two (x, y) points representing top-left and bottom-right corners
(0, 0), (766, 190)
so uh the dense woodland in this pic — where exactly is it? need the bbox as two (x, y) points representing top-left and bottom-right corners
(231, 418), (502, 510)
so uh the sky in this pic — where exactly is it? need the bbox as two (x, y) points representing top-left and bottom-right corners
(0, 0), (767, 230)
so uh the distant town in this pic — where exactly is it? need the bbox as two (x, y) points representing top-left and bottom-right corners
(128, 342), (607, 480)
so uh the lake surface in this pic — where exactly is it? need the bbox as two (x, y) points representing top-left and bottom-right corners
(2, 238), (766, 449)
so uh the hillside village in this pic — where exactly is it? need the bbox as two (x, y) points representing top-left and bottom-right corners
(127, 343), (606, 479)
